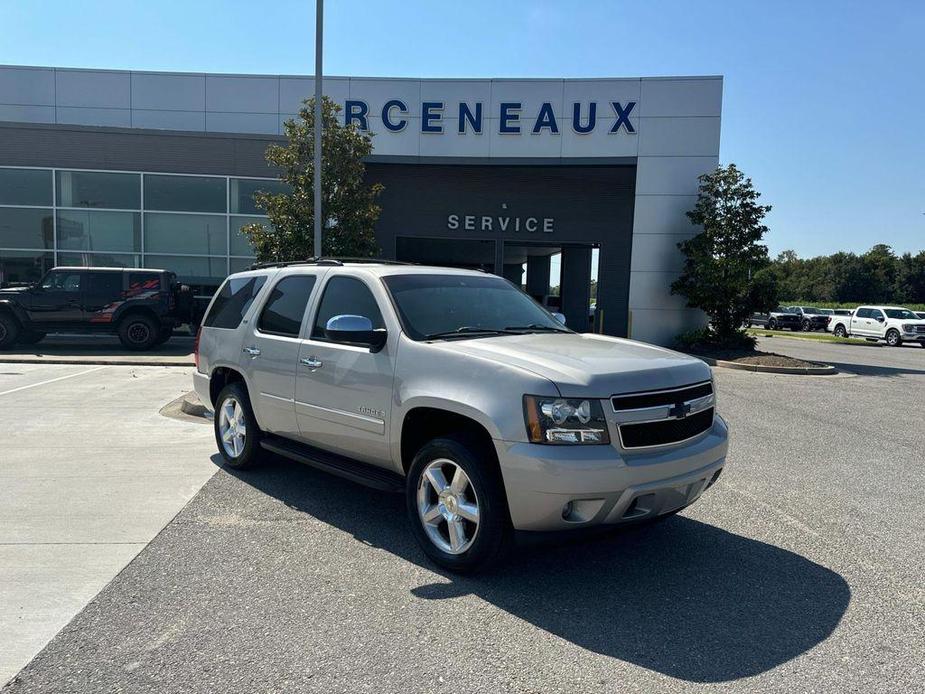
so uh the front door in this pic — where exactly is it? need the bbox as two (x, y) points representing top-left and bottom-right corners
(868, 308), (886, 337)
(242, 272), (319, 440)
(295, 274), (395, 466)
(26, 270), (85, 326)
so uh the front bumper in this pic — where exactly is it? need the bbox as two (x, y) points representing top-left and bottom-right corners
(495, 415), (728, 531)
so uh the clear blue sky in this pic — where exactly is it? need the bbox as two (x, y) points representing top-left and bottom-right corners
(2, 0), (923, 259)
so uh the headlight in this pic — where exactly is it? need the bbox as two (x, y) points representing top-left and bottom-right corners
(523, 395), (610, 445)
(902, 324), (915, 332)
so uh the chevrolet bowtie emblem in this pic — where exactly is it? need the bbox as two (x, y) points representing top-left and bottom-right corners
(668, 402), (691, 419)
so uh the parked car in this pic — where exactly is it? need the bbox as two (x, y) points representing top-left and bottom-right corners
(193, 259), (728, 572)
(787, 306), (830, 332)
(0, 267), (192, 350)
(829, 306), (925, 347)
(749, 307), (802, 331)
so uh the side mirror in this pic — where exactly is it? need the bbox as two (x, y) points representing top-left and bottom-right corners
(325, 314), (387, 351)
(552, 312), (567, 325)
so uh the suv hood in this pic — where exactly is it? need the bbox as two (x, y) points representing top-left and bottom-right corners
(431, 332), (712, 397)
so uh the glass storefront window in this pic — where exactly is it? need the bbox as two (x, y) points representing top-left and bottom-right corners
(230, 178), (289, 215)
(144, 254), (227, 283)
(144, 212), (227, 255)
(144, 174), (226, 213)
(56, 210), (141, 253)
(0, 250), (54, 286)
(0, 168), (53, 206)
(0, 208), (54, 249)
(230, 215), (266, 256)
(57, 252), (141, 268)
(56, 171), (140, 210)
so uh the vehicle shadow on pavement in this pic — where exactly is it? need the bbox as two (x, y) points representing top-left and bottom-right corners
(222, 453), (851, 684)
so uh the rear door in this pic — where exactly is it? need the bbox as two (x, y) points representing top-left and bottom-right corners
(852, 308), (872, 336)
(83, 271), (125, 326)
(242, 271), (322, 440)
(27, 269), (85, 326)
(294, 273), (397, 466)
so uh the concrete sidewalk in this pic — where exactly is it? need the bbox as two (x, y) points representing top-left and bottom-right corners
(0, 335), (194, 367)
(0, 364), (214, 685)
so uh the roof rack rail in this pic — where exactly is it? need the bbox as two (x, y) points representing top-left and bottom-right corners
(246, 256), (415, 271)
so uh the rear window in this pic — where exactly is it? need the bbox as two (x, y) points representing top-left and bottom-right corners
(204, 274), (268, 329)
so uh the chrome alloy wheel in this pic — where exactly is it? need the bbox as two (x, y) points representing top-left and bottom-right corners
(218, 396), (247, 458)
(416, 458), (480, 555)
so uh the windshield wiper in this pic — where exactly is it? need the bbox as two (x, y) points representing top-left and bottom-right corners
(504, 323), (571, 333)
(423, 326), (515, 340)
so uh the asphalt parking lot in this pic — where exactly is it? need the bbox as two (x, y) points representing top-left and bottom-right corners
(2, 336), (923, 692)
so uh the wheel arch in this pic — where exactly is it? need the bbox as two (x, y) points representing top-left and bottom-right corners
(399, 404), (501, 476)
(0, 300), (28, 327)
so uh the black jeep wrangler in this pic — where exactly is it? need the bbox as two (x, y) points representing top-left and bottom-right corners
(0, 267), (192, 351)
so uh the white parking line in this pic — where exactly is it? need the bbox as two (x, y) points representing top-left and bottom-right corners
(0, 366), (107, 397)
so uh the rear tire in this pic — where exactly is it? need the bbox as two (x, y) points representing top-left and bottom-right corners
(833, 325), (847, 338)
(0, 313), (20, 348)
(117, 314), (158, 351)
(152, 326), (172, 346)
(214, 382), (262, 469)
(886, 329), (901, 347)
(406, 435), (509, 573)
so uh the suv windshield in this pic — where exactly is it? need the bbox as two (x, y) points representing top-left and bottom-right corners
(382, 273), (569, 340)
(885, 308), (918, 320)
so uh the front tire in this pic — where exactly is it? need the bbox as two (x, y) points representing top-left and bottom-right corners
(0, 314), (20, 348)
(214, 382), (262, 469)
(802, 319), (811, 332)
(768, 319), (777, 331)
(118, 314), (159, 351)
(406, 435), (509, 573)
(886, 329), (901, 347)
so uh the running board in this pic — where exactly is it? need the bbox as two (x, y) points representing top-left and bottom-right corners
(260, 435), (404, 493)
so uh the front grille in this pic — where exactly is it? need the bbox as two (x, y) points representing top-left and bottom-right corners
(619, 408), (714, 449)
(612, 382), (712, 411)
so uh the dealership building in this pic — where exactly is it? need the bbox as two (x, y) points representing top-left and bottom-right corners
(0, 65), (722, 344)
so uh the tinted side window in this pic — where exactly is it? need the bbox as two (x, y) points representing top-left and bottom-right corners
(870, 309), (883, 320)
(204, 275), (268, 329)
(312, 276), (384, 338)
(87, 272), (123, 296)
(856, 308), (871, 318)
(127, 272), (162, 297)
(41, 271), (82, 292)
(258, 275), (316, 336)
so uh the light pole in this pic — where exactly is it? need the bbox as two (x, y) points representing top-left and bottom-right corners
(313, 0), (323, 258)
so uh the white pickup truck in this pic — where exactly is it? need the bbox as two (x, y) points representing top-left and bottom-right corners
(829, 306), (925, 347)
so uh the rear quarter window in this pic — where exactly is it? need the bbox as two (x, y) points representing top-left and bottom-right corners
(204, 274), (268, 329)
(127, 272), (161, 297)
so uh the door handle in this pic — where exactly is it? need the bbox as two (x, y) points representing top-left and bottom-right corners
(300, 356), (323, 369)
(242, 346), (261, 356)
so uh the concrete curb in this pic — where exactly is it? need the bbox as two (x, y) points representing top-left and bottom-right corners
(179, 393), (210, 418)
(0, 357), (193, 367)
(694, 355), (837, 375)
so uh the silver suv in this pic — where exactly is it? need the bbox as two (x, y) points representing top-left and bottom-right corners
(194, 260), (728, 572)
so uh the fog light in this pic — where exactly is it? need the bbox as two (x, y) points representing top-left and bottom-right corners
(561, 501), (574, 519)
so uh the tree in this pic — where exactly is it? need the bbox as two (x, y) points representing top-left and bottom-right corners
(242, 97), (383, 261)
(671, 164), (777, 344)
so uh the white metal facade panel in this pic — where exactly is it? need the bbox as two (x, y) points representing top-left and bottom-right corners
(0, 66), (55, 105)
(54, 70), (131, 109)
(131, 72), (206, 111)
(204, 75), (279, 113)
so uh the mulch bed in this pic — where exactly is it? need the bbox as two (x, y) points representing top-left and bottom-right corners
(687, 347), (820, 368)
